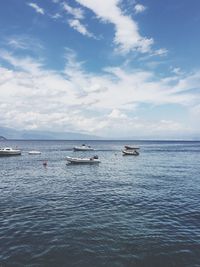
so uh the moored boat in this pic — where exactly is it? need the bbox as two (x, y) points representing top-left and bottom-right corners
(122, 144), (140, 156)
(66, 155), (100, 164)
(122, 149), (139, 156)
(28, 151), (41, 155)
(124, 145), (140, 150)
(73, 144), (94, 151)
(0, 147), (21, 156)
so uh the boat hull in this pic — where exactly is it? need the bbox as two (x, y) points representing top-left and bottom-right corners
(0, 151), (21, 156)
(66, 156), (100, 164)
(28, 151), (41, 155)
(73, 147), (94, 151)
(122, 150), (139, 156)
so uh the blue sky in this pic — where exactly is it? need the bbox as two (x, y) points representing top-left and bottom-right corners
(0, 0), (200, 139)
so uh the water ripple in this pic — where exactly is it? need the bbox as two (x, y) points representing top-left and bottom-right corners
(0, 140), (200, 266)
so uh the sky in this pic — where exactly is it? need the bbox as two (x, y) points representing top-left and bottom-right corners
(0, 0), (200, 139)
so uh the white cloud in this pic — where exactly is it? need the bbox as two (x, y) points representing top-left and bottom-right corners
(62, 2), (84, 19)
(108, 109), (127, 119)
(6, 35), (43, 52)
(68, 19), (93, 37)
(153, 48), (168, 56)
(0, 50), (43, 73)
(28, 2), (45, 15)
(190, 105), (200, 132)
(0, 50), (199, 137)
(75, 0), (153, 53)
(61, 2), (95, 38)
(134, 4), (147, 14)
(8, 39), (27, 50)
(155, 119), (184, 132)
(171, 67), (182, 75)
(51, 13), (62, 19)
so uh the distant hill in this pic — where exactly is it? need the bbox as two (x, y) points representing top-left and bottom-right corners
(0, 126), (100, 140)
(0, 136), (7, 140)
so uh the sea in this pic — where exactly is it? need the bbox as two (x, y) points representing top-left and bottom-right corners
(0, 140), (200, 267)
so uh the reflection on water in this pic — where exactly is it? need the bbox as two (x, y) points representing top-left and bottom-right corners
(0, 140), (200, 266)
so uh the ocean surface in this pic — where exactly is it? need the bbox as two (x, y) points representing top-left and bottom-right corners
(0, 140), (200, 267)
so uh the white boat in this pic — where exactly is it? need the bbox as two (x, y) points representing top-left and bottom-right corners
(73, 144), (94, 151)
(66, 155), (100, 164)
(122, 149), (139, 156)
(0, 147), (21, 156)
(28, 151), (41, 155)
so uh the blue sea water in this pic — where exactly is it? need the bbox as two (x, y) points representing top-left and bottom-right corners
(0, 140), (200, 267)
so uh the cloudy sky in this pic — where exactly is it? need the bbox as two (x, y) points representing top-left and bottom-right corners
(0, 0), (200, 139)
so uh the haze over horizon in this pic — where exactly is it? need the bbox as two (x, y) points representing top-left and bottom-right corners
(0, 0), (200, 139)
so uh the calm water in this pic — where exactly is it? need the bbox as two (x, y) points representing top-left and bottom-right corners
(0, 140), (200, 267)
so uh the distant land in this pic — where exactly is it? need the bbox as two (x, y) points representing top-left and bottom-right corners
(0, 126), (199, 141)
(0, 126), (100, 140)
